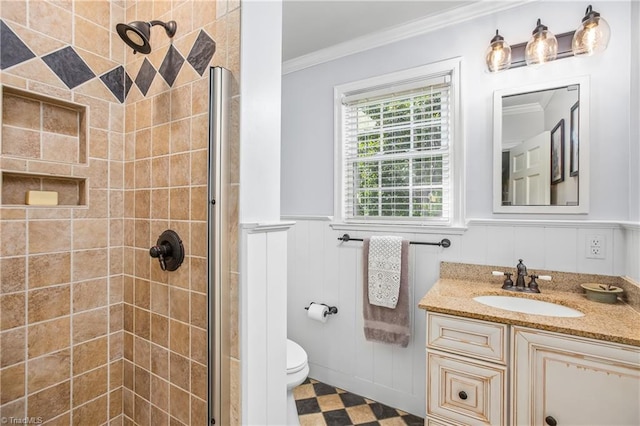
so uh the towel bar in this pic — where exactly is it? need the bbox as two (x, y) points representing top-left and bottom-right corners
(337, 233), (451, 248)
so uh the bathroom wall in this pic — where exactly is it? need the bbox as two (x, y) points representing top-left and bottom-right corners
(121, 0), (240, 425)
(1, 0), (242, 425)
(0, 1), (126, 423)
(281, 0), (639, 417)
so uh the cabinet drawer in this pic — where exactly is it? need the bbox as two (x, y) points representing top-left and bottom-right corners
(427, 350), (507, 426)
(427, 313), (507, 364)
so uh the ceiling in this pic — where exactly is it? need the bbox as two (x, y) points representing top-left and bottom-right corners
(281, 0), (476, 62)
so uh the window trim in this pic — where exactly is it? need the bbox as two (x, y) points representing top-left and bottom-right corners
(333, 58), (464, 228)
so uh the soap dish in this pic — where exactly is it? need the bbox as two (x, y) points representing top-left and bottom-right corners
(580, 283), (623, 304)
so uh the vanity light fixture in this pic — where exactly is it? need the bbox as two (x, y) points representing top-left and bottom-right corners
(486, 4), (610, 72)
(572, 5), (611, 56)
(525, 18), (558, 65)
(485, 29), (512, 72)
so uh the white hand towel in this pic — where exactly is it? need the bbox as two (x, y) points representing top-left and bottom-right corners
(368, 236), (403, 308)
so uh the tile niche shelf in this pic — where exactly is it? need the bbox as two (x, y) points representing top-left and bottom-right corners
(1, 86), (88, 206)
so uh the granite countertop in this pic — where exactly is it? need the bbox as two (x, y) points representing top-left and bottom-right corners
(419, 263), (640, 347)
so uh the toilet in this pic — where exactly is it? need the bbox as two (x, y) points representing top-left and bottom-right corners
(286, 339), (309, 425)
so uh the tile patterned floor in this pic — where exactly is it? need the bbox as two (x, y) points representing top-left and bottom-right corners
(293, 378), (424, 426)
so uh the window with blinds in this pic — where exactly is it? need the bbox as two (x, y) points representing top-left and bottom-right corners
(339, 71), (453, 223)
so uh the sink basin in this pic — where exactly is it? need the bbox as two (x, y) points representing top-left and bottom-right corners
(473, 295), (584, 318)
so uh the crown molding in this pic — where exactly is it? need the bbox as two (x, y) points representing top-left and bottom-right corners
(282, 0), (534, 75)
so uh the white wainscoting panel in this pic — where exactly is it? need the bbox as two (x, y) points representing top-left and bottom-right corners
(286, 218), (635, 417)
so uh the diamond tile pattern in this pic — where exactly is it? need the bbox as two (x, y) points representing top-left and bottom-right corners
(1, 20), (36, 70)
(42, 46), (95, 89)
(100, 66), (130, 103)
(294, 378), (424, 426)
(159, 45), (185, 86)
(2, 17), (216, 102)
(135, 58), (157, 96)
(187, 30), (216, 76)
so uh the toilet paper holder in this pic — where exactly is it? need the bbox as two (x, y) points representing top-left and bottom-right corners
(304, 302), (338, 317)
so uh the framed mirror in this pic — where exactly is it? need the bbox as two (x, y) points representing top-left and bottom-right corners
(493, 76), (590, 214)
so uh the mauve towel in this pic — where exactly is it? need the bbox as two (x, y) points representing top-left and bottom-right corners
(363, 238), (410, 347)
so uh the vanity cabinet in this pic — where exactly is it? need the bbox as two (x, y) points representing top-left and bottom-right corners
(512, 327), (640, 426)
(426, 313), (508, 425)
(425, 313), (640, 426)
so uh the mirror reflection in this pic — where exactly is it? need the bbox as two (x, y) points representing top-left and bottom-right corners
(501, 85), (579, 206)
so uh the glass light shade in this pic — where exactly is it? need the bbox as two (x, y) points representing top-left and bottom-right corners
(485, 30), (512, 72)
(572, 5), (610, 56)
(525, 19), (558, 65)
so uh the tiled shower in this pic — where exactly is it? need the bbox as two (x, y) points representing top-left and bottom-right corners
(0, 1), (240, 424)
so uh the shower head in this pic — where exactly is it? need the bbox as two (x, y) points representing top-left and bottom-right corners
(116, 20), (177, 54)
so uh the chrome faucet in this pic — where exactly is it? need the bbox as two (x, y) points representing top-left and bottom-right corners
(492, 259), (551, 294)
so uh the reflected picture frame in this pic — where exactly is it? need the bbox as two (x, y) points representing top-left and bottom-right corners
(570, 101), (579, 177)
(551, 119), (565, 185)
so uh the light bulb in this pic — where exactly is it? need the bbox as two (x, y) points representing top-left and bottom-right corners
(485, 29), (512, 72)
(525, 19), (558, 66)
(572, 5), (610, 56)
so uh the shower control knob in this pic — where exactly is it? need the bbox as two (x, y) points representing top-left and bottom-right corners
(149, 230), (184, 272)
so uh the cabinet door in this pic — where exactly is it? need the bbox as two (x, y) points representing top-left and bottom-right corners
(512, 327), (640, 426)
(427, 350), (507, 425)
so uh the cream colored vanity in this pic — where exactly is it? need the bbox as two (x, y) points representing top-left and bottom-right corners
(420, 263), (640, 426)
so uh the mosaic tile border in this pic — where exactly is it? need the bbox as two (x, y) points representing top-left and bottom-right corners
(0, 19), (216, 103)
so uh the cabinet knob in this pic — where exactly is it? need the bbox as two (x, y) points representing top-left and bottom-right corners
(458, 391), (468, 400)
(545, 416), (557, 426)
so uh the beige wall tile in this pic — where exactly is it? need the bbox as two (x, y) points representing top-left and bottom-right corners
(134, 307), (150, 339)
(169, 384), (190, 425)
(133, 394), (150, 425)
(0, 0), (27, 24)
(1, 256), (26, 294)
(0, 293), (24, 330)
(73, 218), (109, 250)
(191, 396), (207, 426)
(43, 103), (78, 136)
(0, 326), (26, 367)
(190, 221), (207, 257)
(170, 119), (190, 154)
(73, 249), (109, 281)
(27, 253), (70, 289)
(152, 92), (171, 126)
(74, 15), (110, 58)
(190, 361), (206, 400)
(134, 366), (151, 400)
(150, 187), (169, 219)
(169, 153), (190, 186)
(1, 362), (25, 404)
(150, 345), (169, 381)
(135, 128), (152, 160)
(133, 336), (150, 370)
(134, 158), (151, 188)
(190, 149), (208, 185)
(28, 220), (71, 254)
(42, 133), (80, 163)
(27, 285), (70, 323)
(73, 366), (108, 406)
(189, 186), (207, 222)
(191, 113), (208, 151)
(169, 352), (190, 391)
(110, 331), (123, 361)
(168, 288), (189, 324)
(190, 326), (207, 366)
(27, 317), (70, 359)
(73, 336), (108, 376)
(1, 126), (41, 159)
(73, 278), (108, 312)
(27, 348), (71, 393)
(75, 0), (110, 28)
(110, 359), (123, 388)
(190, 257), (206, 293)
(169, 319), (189, 358)
(2, 94), (40, 129)
(90, 128), (109, 159)
(72, 307), (108, 343)
(27, 380), (70, 422)
(28, 1), (72, 44)
(151, 124), (170, 156)
(150, 313), (168, 347)
(170, 84), (191, 121)
(150, 282), (169, 316)
(73, 394), (108, 426)
(169, 187), (189, 220)
(0, 397), (26, 421)
(110, 303), (124, 333)
(190, 292), (206, 329)
(150, 405), (168, 426)
(134, 190), (150, 218)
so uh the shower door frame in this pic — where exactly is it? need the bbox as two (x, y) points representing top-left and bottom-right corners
(208, 66), (231, 426)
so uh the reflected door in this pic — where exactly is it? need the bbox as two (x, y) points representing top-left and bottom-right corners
(509, 131), (550, 205)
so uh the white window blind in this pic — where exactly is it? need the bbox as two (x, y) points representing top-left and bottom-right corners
(341, 74), (452, 222)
